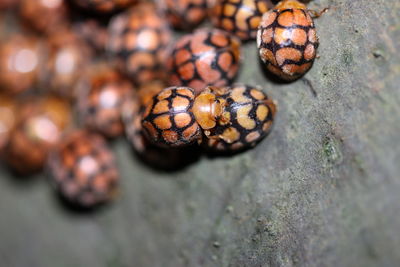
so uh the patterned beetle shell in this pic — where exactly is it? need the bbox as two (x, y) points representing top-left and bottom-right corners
(71, 0), (136, 13)
(48, 130), (119, 207)
(73, 19), (109, 53)
(0, 35), (43, 95)
(141, 86), (202, 147)
(196, 84), (276, 151)
(167, 28), (241, 94)
(43, 29), (92, 99)
(108, 3), (172, 85)
(0, 0), (18, 10)
(162, 0), (208, 30)
(77, 65), (134, 138)
(211, 0), (269, 41)
(4, 96), (72, 174)
(257, 0), (318, 80)
(19, 0), (69, 34)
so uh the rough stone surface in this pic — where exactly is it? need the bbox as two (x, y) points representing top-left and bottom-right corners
(1, 0), (400, 266)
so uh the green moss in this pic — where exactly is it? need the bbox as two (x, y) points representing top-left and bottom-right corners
(323, 137), (343, 166)
(342, 49), (354, 66)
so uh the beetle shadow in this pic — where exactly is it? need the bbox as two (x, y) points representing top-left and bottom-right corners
(131, 144), (202, 173)
(52, 192), (112, 215)
(202, 146), (253, 159)
(0, 162), (43, 188)
(67, 0), (119, 22)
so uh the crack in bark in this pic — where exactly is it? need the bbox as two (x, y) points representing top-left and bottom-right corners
(302, 77), (318, 97)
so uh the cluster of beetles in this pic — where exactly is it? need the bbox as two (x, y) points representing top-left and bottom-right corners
(0, 0), (323, 208)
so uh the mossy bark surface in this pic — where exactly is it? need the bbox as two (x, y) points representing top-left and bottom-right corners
(1, 0), (400, 266)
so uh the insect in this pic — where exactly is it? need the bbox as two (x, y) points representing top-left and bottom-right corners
(193, 84), (277, 151)
(123, 82), (200, 169)
(257, 0), (318, 81)
(162, 0), (208, 30)
(47, 130), (119, 207)
(19, 0), (69, 34)
(0, 35), (42, 95)
(77, 65), (134, 138)
(141, 86), (202, 147)
(211, 0), (269, 41)
(0, 0), (18, 10)
(107, 3), (172, 85)
(167, 28), (241, 94)
(70, 0), (136, 13)
(44, 29), (92, 99)
(73, 19), (109, 53)
(140, 84), (276, 150)
(4, 96), (72, 174)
